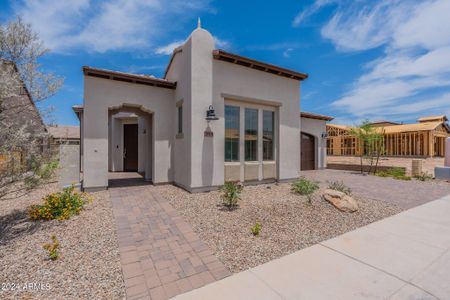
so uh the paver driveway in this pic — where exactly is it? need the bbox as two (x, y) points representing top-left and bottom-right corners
(109, 181), (230, 300)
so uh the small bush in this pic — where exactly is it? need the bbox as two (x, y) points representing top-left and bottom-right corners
(37, 161), (59, 180)
(395, 175), (412, 181)
(43, 235), (59, 260)
(250, 222), (261, 236)
(327, 180), (352, 195)
(414, 172), (433, 181)
(24, 160), (59, 190)
(291, 177), (319, 204)
(375, 171), (389, 177)
(29, 185), (91, 221)
(219, 181), (243, 210)
(375, 167), (410, 180)
(388, 167), (406, 177)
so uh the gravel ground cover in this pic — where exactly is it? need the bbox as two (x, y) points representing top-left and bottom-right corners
(0, 184), (124, 300)
(155, 182), (403, 273)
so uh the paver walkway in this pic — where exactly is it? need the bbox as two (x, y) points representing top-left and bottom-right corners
(109, 182), (230, 300)
(174, 194), (450, 299)
(303, 169), (450, 209)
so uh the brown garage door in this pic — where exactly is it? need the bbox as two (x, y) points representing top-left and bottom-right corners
(301, 132), (315, 170)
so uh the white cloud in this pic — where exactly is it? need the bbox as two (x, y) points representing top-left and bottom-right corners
(292, 0), (336, 27)
(283, 48), (293, 58)
(321, 1), (413, 52)
(14, 0), (211, 53)
(155, 40), (185, 55)
(320, 0), (450, 121)
(214, 36), (230, 49)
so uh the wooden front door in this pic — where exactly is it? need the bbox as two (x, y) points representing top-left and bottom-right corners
(123, 124), (138, 172)
(301, 132), (315, 170)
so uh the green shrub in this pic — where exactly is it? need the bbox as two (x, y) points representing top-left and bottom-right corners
(43, 235), (59, 260)
(375, 167), (410, 180)
(37, 161), (59, 179)
(250, 222), (261, 236)
(375, 171), (389, 177)
(24, 160), (59, 190)
(29, 185), (91, 220)
(219, 181), (243, 210)
(327, 180), (352, 195)
(388, 167), (406, 177)
(291, 177), (319, 204)
(414, 172), (433, 181)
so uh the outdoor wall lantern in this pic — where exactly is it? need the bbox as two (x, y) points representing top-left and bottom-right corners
(205, 105), (219, 121)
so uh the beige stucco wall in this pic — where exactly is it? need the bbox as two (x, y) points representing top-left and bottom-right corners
(213, 60), (301, 184)
(300, 117), (327, 169)
(166, 38), (192, 190)
(83, 77), (174, 189)
(83, 26), (305, 192)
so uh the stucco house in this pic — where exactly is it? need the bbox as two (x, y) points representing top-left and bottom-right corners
(77, 23), (332, 192)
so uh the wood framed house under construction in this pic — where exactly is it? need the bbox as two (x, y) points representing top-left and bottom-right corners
(326, 116), (450, 157)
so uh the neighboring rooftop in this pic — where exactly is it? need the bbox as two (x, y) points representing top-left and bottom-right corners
(328, 115), (450, 134)
(418, 115), (448, 123)
(368, 120), (400, 127)
(300, 112), (334, 121)
(47, 125), (80, 139)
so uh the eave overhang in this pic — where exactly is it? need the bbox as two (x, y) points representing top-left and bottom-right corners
(83, 66), (177, 90)
(213, 49), (308, 81)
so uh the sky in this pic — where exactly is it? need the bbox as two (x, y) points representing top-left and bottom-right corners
(1, 0), (450, 126)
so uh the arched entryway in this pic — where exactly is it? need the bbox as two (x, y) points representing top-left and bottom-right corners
(301, 132), (315, 170)
(108, 104), (153, 184)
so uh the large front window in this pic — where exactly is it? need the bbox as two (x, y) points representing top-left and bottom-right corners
(263, 111), (274, 160)
(245, 108), (258, 161)
(225, 105), (240, 162)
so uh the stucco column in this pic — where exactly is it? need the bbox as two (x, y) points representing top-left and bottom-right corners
(189, 27), (216, 189)
(82, 105), (109, 191)
(144, 114), (152, 181)
(445, 137), (450, 167)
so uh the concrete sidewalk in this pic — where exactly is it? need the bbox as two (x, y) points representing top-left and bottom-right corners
(173, 195), (450, 300)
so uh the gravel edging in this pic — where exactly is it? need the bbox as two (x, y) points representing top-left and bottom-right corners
(0, 185), (125, 300)
(155, 183), (403, 273)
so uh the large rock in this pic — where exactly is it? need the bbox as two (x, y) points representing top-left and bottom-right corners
(322, 189), (358, 212)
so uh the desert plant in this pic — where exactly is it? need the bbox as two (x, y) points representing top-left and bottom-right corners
(250, 222), (261, 236)
(28, 185), (91, 220)
(43, 235), (59, 260)
(375, 167), (411, 180)
(375, 171), (389, 177)
(219, 181), (243, 210)
(291, 177), (319, 204)
(327, 180), (352, 195)
(394, 175), (412, 181)
(350, 121), (385, 174)
(414, 172), (433, 181)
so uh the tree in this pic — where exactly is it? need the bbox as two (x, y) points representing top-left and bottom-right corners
(350, 121), (384, 175)
(0, 17), (63, 198)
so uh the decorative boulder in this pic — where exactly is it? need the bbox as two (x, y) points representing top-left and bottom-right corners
(322, 189), (358, 212)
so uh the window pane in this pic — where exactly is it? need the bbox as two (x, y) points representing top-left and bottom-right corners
(245, 108), (258, 161)
(225, 105), (240, 162)
(178, 106), (183, 134)
(263, 111), (274, 160)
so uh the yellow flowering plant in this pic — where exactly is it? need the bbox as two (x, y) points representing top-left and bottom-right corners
(29, 185), (91, 221)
